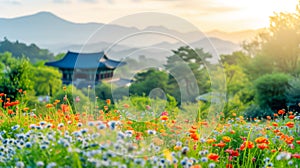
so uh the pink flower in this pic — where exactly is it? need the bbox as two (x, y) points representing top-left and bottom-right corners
(75, 96), (80, 102)
(289, 144), (295, 149)
(161, 111), (168, 116)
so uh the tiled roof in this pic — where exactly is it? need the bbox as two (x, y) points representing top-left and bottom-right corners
(45, 51), (125, 69)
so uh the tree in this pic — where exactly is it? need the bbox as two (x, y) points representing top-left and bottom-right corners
(0, 52), (33, 100)
(0, 38), (54, 63)
(254, 73), (291, 111)
(31, 64), (62, 96)
(165, 46), (211, 102)
(129, 68), (168, 97)
(243, 2), (300, 77)
(95, 82), (114, 101)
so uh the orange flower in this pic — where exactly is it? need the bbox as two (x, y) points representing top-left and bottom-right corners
(286, 122), (294, 128)
(255, 137), (269, 144)
(207, 153), (219, 161)
(296, 140), (300, 145)
(257, 143), (268, 150)
(213, 141), (226, 148)
(222, 136), (231, 143)
(230, 130), (235, 134)
(0, 93), (4, 97)
(240, 141), (254, 150)
(190, 133), (199, 141)
(191, 165), (202, 168)
(278, 109), (285, 115)
(200, 121), (208, 126)
(127, 120), (133, 125)
(266, 116), (271, 120)
(272, 122), (278, 127)
(160, 115), (168, 121)
(206, 138), (216, 144)
(285, 136), (294, 144)
(106, 99), (111, 105)
(160, 129), (166, 133)
(273, 113), (278, 117)
(123, 104), (130, 108)
(289, 115), (295, 119)
(61, 104), (69, 113)
(23, 107), (30, 111)
(189, 129), (196, 134)
(74, 116), (79, 121)
(8, 109), (14, 115)
(46, 104), (53, 108)
(104, 106), (108, 111)
(271, 149), (277, 153)
(174, 146), (182, 151)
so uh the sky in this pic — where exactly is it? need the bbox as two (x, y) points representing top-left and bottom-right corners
(0, 0), (299, 32)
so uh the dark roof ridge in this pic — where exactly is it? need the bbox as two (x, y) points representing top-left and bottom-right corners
(67, 50), (105, 55)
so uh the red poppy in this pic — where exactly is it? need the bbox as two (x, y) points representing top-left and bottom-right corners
(292, 153), (300, 159)
(225, 149), (239, 157)
(257, 143), (268, 150)
(286, 122), (294, 128)
(289, 115), (295, 119)
(207, 153), (219, 161)
(226, 164), (233, 168)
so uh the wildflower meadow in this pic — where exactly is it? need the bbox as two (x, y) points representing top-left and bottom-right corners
(0, 88), (299, 168)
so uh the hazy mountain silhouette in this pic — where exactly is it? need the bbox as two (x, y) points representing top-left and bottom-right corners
(1, 11), (255, 61)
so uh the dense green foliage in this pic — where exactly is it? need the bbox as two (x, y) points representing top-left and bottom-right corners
(0, 38), (54, 63)
(0, 52), (33, 100)
(254, 73), (291, 110)
(31, 64), (62, 96)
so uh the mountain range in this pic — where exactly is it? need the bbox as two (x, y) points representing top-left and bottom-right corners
(0, 11), (261, 62)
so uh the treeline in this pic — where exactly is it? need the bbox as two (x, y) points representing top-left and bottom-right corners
(0, 38), (54, 63)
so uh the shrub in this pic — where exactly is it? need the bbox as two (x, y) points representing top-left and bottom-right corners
(254, 73), (291, 111)
(244, 104), (274, 120)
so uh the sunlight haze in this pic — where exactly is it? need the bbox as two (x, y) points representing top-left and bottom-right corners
(0, 0), (298, 32)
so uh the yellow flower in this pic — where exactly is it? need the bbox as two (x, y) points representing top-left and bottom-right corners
(222, 136), (231, 143)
